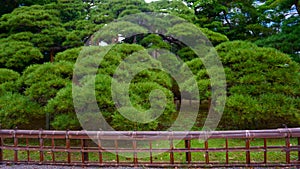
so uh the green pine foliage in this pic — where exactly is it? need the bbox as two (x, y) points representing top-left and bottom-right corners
(0, 0), (299, 130)
(216, 41), (300, 129)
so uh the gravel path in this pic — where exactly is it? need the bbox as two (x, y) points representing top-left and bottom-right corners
(0, 165), (139, 169)
(0, 166), (152, 169)
(0, 165), (90, 169)
(0, 164), (295, 169)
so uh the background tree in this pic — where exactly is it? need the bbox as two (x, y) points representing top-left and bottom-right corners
(255, 16), (300, 62)
(0, 5), (61, 34)
(184, 0), (274, 41)
(150, 0), (196, 22)
(0, 0), (19, 16)
(0, 5), (65, 62)
(0, 0), (57, 16)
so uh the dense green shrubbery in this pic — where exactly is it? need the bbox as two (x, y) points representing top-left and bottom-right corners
(0, 92), (43, 129)
(216, 41), (300, 129)
(0, 0), (299, 130)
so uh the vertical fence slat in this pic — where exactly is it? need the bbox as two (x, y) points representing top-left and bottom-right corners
(225, 138), (229, 164)
(97, 137), (102, 164)
(66, 131), (71, 164)
(264, 138), (267, 164)
(245, 138), (250, 164)
(286, 136), (290, 164)
(26, 138), (30, 162)
(115, 140), (119, 164)
(51, 138), (55, 163)
(133, 140), (138, 167)
(298, 137), (300, 162)
(185, 139), (191, 164)
(13, 131), (18, 163)
(81, 139), (84, 164)
(132, 133), (138, 167)
(149, 141), (153, 164)
(84, 139), (89, 163)
(204, 140), (209, 164)
(170, 136), (174, 164)
(0, 135), (3, 163)
(81, 139), (89, 163)
(39, 130), (44, 163)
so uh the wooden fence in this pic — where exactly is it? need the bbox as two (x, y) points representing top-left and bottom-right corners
(0, 128), (299, 167)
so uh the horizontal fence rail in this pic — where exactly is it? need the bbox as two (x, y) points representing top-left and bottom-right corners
(0, 128), (299, 167)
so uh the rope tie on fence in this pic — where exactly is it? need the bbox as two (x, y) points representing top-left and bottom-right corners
(96, 131), (101, 143)
(132, 130), (137, 141)
(30, 130), (34, 135)
(286, 127), (292, 138)
(65, 130), (69, 140)
(245, 130), (250, 138)
(13, 130), (16, 139)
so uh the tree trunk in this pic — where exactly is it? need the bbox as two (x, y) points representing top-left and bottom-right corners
(50, 49), (54, 63)
(207, 98), (212, 110)
(295, 0), (300, 15)
(133, 35), (137, 44)
(223, 10), (232, 29)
